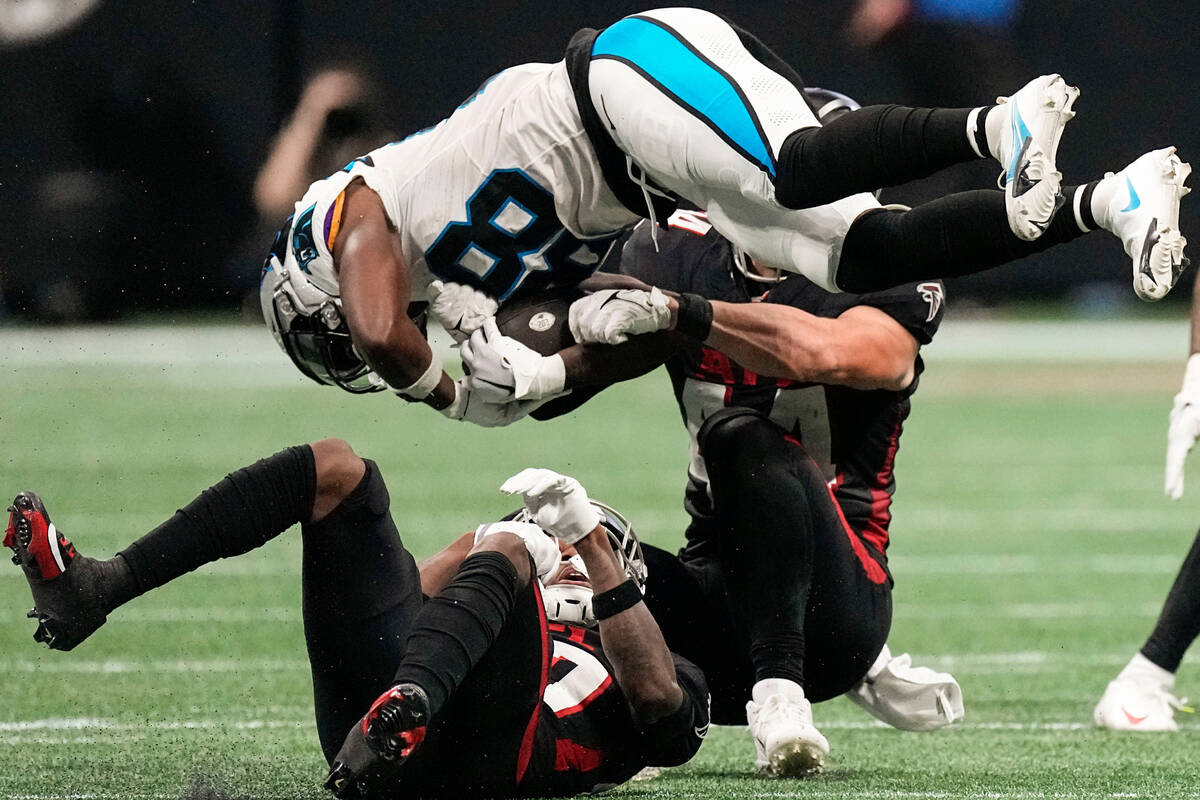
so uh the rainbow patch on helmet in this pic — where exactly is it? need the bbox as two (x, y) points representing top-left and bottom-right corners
(324, 190), (347, 251)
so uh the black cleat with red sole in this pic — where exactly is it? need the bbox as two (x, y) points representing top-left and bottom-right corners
(5, 492), (111, 650)
(362, 683), (429, 763)
(325, 684), (430, 798)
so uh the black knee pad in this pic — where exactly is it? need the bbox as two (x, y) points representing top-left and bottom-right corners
(697, 406), (776, 466)
(307, 458), (391, 540)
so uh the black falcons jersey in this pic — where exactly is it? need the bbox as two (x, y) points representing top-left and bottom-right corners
(525, 622), (709, 797)
(619, 214), (945, 561)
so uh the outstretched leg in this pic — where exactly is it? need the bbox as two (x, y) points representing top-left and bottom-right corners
(587, 9), (1186, 300)
(774, 74), (1078, 244)
(836, 148), (1191, 299)
(5, 439), (336, 650)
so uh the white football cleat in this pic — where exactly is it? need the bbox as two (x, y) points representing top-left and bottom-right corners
(1094, 672), (1190, 732)
(746, 679), (829, 778)
(1096, 148), (1191, 301)
(990, 74), (1080, 241)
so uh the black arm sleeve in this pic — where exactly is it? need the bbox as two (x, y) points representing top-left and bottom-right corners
(635, 655), (710, 767)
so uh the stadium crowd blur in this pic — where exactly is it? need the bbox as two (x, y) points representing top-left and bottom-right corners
(1, 0), (1196, 322)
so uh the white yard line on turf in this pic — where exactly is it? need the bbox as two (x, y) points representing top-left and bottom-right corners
(0, 601), (1170, 625)
(0, 319), (1189, 368)
(0, 717), (1190, 732)
(4, 651), (1193, 675)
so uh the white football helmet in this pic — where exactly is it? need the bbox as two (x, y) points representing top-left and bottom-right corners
(259, 213), (386, 394)
(511, 500), (647, 627)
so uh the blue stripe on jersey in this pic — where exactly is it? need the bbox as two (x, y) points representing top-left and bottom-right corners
(593, 16), (775, 177)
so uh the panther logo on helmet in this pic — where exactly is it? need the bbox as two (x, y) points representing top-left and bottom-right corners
(291, 203), (320, 274)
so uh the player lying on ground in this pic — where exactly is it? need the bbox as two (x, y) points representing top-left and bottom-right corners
(1093, 274), (1200, 731)
(4, 442), (709, 798)
(258, 7), (1190, 424)
(459, 210), (963, 776)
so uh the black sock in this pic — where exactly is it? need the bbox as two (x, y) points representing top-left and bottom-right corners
(836, 187), (1088, 293)
(116, 445), (316, 598)
(1075, 181), (1101, 231)
(393, 551), (521, 718)
(1141, 529), (1200, 673)
(775, 105), (979, 209)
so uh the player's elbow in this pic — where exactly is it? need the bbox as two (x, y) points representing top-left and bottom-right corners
(350, 317), (418, 373)
(815, 341), (915, 391)
(627, 679), (684, 727)
(868, 358), (915, 392)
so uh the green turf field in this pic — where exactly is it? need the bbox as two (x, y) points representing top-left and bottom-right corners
(3, 319), (1200, 799)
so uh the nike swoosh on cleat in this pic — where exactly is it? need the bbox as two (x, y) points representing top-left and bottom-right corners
(1121, 707), (1149, 725)
(1121, 176), (1141, 213)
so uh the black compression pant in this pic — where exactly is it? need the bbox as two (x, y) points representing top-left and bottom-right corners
(775, 105), (981, 210)
(771, 103), (1095, 293)
(1141, 528), (1200, 673)
(643, 408), (892, 722)
(836, 187), (1089, 292)
(300, 462), (548, 797)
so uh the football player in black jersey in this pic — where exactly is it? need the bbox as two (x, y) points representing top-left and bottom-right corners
(459, 209), (963, 776)
(614, 213), (960, 776)
(4, 440), (709, 798)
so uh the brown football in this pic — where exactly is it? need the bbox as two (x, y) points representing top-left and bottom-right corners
(495, 287), (602, 420)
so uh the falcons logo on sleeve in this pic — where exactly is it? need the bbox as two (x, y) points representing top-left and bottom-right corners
(917, 282), (944, 322)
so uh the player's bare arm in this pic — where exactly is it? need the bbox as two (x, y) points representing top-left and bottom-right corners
(335, 180), (456, 409)
(568, 287), (917, 391)
(501, 469), (686, 725)
(698, 300), (918, 391)
(572, 524), (685, 724)
(416, 532), (476, 596)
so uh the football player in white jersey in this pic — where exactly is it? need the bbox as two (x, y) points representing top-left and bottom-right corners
(259, 7), (1189, 426)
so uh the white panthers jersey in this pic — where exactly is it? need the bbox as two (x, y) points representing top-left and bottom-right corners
(284, 61), (638, 304)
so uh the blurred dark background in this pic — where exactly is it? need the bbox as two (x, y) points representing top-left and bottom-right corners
(1, 0), (1197, 321)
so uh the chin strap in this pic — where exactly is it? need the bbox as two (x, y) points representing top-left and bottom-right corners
(627, 156), (675, 253)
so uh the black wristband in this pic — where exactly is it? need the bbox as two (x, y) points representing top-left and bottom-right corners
(674, 293), (713, 341)
(592, 579), (643, 621)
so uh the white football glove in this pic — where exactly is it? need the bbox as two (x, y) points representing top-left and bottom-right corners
(568, 287), (671, 345)
(428, 280), (498, 343)
(844, 644), (964, 732)
(439, 379), (542, 428)
(460, 318), (567, 402)
(1166, 353), (1200, 499)
(499, 468), (601, 545)
(474, 520), (561, 581)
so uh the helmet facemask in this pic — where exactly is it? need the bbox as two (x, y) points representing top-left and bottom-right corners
(260, 254), (385, 394)
(509, 500), (648, 628)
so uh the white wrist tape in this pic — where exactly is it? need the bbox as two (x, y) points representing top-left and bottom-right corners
(394, 349), (443, 400)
